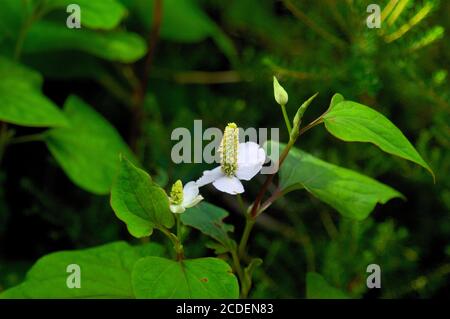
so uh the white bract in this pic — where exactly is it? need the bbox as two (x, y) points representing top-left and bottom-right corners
(197, 123), (266, 195)
(169, 180), (203, 214)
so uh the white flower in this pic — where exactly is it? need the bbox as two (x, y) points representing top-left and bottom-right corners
(196, 123), (266, 195)
(169, 180), (204, 214)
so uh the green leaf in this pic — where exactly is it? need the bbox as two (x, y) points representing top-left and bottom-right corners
(132, 256), (239, 298)
(329, 93), (344, 108)
(0, 79), (68, 127)
(323, 99), (434, 180)
(0, 241), (165, 298)
(110, 157), (174, 238)
(266, 141), (404, 220)
(24, 21), (147, 63)
(306, 272), (350, 299)
(180, 202), (235, 250)
(0, 56), (67, 127)
(46, 0), (127, 30)
(45, 95), (134, 194)
(0, 55), (42, 87)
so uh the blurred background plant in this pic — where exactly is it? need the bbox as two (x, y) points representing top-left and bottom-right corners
(0, 0), (448, 297)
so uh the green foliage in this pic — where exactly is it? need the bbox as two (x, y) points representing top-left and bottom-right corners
(320, 218), (419, 298)
(110, 157), (174, 238)
(0, 0), (448, 300)
(0, 242), (165, 298)
(24, 22), (147, 63)
(45, 96), (134, 194)
(306, 272), (349, 299)
(323, 98), (434, 179)
(0, 56), (67, 127)
(266, 141), (403, 220)
(46, 0), (127, 30)
(180, 202), (235, 251)
(124, 0), (236, 59)
(132, 256), (239, 298)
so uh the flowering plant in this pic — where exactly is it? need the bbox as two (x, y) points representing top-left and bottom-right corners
(1, 75), (433, 299)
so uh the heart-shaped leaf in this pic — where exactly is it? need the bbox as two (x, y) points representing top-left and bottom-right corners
(0, 242), (164, 299)
(132, 256), (239, 298)
(110, 157), (174, 238)
(180, 202), (235, 251)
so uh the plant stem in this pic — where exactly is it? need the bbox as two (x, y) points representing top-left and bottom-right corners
(280, 104), (292, 135)
(14, 0), (47, 60)
(176, 214), (182, 243)
(158, 226), (184, 261)
(249, 136), (296, 219)
(230, 249), (249, 298)
(238, 217), (255, 258)
(235, 104), (329, 297)
(236, 194), (246, 214)
(129, 0), (163, 153)
(9, 133), (45, 145)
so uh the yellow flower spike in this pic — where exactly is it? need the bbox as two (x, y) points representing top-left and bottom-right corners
(220, 123), (239, 177)
(170, 180), (184, 205)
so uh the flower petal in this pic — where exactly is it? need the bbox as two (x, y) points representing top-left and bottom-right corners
(182, 181), (199, 206)
(170, 204), (185, 214)
(237, 142), (266, 166)
(235, 163), (263, 181)
(185, 195), (204, 208)
(196, 166), (224, 187)
(212, 176), (244, 194)
(236, 142), (266, 181)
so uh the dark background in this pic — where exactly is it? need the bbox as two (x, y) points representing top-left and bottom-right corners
(0, 0), (449, 298)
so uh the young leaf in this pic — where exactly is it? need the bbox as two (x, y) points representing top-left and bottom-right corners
(0, 56), (67, 127)
(45, 0), (127, 30)
(24, 21), (147, 63)
(265, 141), (404, 220)
(329, 93), (344, 109)
(323, 100), (434, 180)
(180, 202), (235, 251)
(132, 256), (239, 298)
(306, 272), (350, 299)
(45, 95), (134, 194)
(0, 242), (164, 298)
(110, 157), (174, 238)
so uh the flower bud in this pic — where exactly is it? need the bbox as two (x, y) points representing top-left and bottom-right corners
(273, 76), (288, 106)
